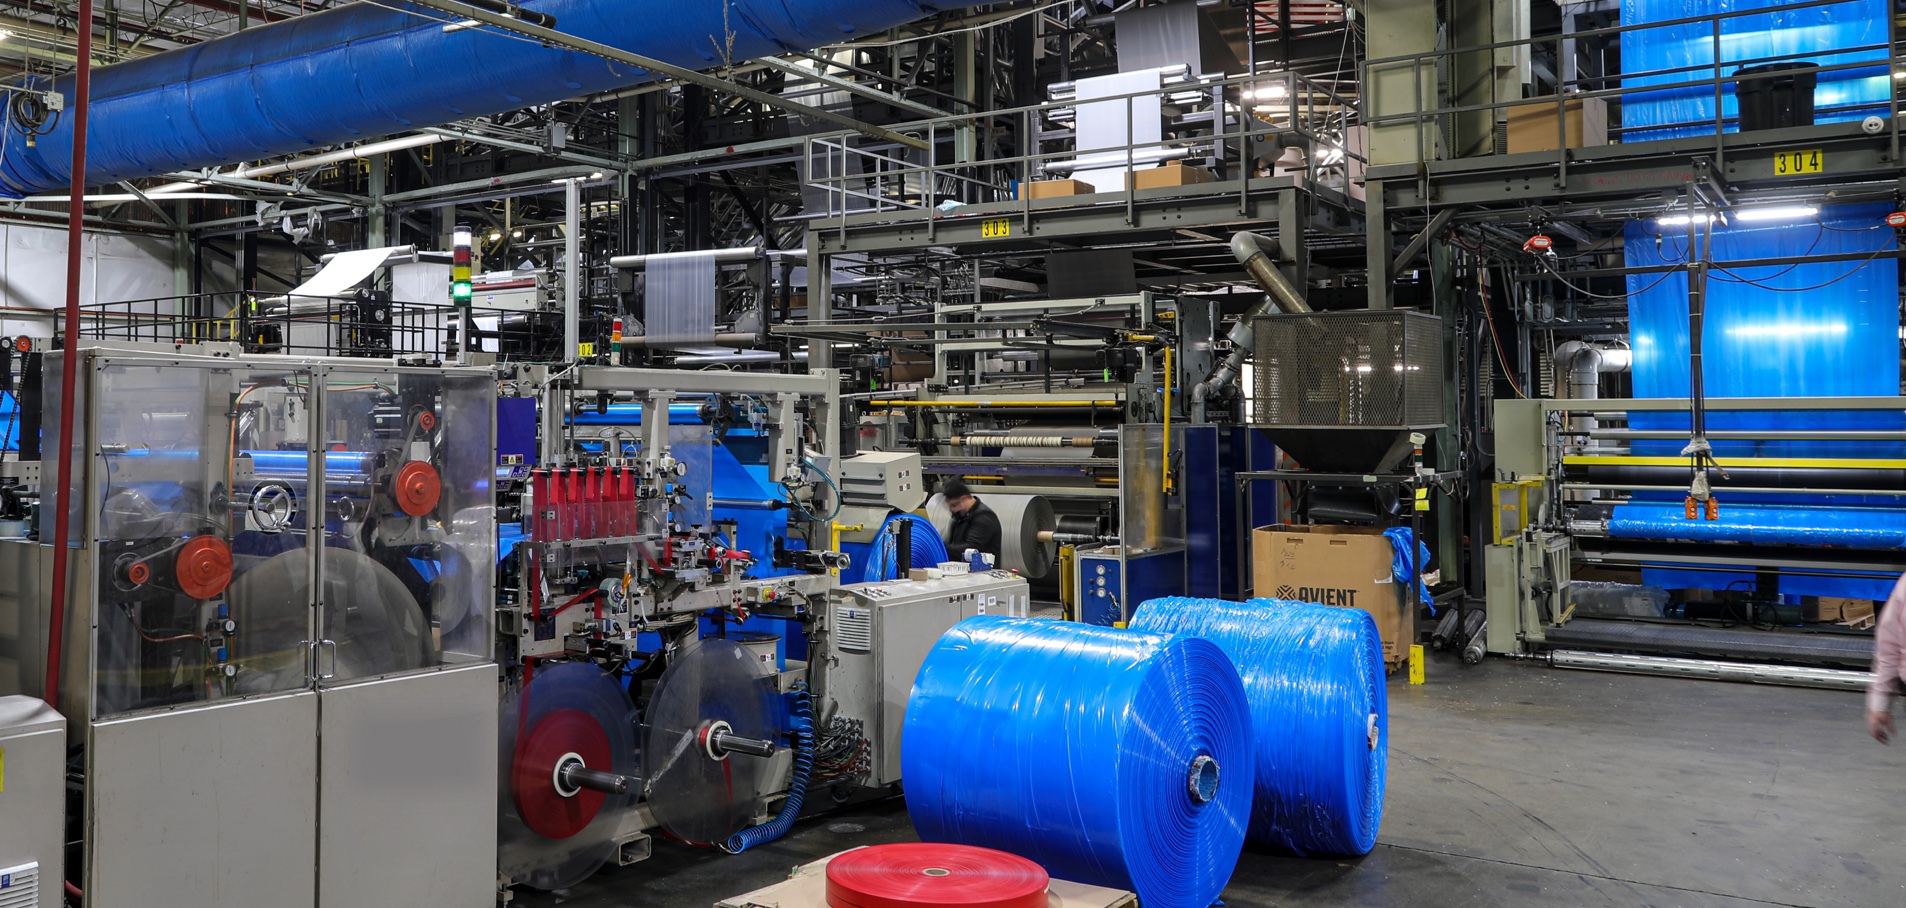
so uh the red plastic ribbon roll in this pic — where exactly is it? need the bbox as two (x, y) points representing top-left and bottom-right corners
(825, 844), (1049, 908)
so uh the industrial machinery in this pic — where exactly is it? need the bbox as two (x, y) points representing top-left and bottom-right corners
(0, 341), (499, 908)
(0, 696), (64, 908)
(1487, 395), (1903, 688)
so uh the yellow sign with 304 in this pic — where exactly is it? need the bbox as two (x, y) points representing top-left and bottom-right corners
(980, 217), (1011, 239)
(1773, 148), (1823, 176)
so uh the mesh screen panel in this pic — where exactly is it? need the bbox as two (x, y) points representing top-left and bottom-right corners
(1250, 311), (1444, 426)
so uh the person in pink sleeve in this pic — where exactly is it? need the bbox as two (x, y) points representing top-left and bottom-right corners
(1869, 572), (1906, 744)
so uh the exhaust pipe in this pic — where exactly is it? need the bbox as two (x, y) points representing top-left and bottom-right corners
(1192, 232), (1311, 415)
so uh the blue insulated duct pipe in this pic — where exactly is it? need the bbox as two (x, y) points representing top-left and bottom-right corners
(0, 0), (975, 199)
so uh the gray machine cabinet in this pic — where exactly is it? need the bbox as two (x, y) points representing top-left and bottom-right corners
(827, 572), (1030, 786)
(89, 693), (320, 908)
(318, 664), (498, 908)
(0, 696), (65, 908)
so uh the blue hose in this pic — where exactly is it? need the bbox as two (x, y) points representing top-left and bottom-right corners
(721, 683), (813, 854)
(1133, 597), (1389, 856)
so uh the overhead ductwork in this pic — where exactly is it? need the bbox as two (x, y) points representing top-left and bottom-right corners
(0, 0), (976, 198)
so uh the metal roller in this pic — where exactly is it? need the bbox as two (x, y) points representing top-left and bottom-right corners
(986, 494), (1058, 580)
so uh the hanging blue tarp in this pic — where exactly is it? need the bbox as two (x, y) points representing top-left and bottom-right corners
(1621, 0), (1889, 140)
(1618, 202), (1904, 598)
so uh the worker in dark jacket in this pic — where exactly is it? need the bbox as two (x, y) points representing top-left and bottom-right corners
(941, 479), (1003, 564)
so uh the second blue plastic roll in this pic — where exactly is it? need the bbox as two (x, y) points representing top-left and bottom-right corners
(902, 616), (1252, 908)
(1132, 597), (1389, 856)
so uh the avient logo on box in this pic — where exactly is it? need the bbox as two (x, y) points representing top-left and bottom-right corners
(1288, 586), (1358, 606)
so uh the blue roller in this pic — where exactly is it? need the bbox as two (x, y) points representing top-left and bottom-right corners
(569, 404), (708, 427)
(1132, 597), (1389, 857)
(902, 616), (1251, 908)
(243, 450), (376, 479)
(1607, 503), (1906, 549)
(0, 0), (981, 198)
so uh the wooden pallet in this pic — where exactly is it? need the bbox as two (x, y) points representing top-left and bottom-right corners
(716, 848), (1138, 908)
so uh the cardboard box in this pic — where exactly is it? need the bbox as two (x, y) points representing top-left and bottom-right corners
(1019, 179), (1095, 200)
(1505, 96), (1608, 154)
(1125, 161), (1214, 191)
(1252, 524), (1414, 669)
(1807, 596), (1877, 626)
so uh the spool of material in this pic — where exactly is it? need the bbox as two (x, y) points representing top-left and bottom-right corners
(825, 843), (1050, 908)
(643, 638), (782, 846)
(1132, 597), (1388, 856)
(902, 616), (1251, 908)
(984, 494), (1057, 580)
(924, 493), (953, 538)
(499, 662), (641, 890)
(860, 513), (950, 583)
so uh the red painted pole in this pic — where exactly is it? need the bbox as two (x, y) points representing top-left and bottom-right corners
(45, 0), (94, 708)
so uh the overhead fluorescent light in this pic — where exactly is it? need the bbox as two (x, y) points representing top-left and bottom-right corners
(1655, 213), (1716, 226)
(1734, 205), (1818, 222)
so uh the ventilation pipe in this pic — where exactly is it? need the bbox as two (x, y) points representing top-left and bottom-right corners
(1553, 341), (1632, 455)
(1192, 232), (1311, 417)
(0, 0), (979, 198)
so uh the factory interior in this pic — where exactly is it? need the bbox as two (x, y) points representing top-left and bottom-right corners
(0, 0), (1902, 906)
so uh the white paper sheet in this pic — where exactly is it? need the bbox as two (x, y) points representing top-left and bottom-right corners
(288, 247), (401, 299)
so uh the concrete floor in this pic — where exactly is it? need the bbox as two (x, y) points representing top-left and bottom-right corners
(512, 650), (1904, 908)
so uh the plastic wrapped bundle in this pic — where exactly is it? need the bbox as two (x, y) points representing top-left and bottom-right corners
(1132, 597), (1389, 856)
(902, 616), (1251, 908)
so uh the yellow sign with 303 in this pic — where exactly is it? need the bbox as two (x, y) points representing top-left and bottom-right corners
(980, 217), (1011, 239)
(1773, 148), (1823, 176)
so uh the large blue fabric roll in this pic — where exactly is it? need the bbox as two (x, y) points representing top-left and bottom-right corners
(902, 616), (1251, 908)
(1133, 597), (1389, 856)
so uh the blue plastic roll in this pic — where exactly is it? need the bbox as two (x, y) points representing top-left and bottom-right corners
(902, 616), (1251, 908)
(1131, 597), (1388, 857)
(860, 514), (948, 583)
(1607, 503), (1906, 549)
(568, 403), (708, 426)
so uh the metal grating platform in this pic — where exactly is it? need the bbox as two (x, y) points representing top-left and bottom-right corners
(1545, 619), (1873, 669)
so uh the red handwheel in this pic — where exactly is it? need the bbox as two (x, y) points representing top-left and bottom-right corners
(825, 843), (1050, 908)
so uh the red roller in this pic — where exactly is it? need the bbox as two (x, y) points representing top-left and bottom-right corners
(825, 844), (1049, 908)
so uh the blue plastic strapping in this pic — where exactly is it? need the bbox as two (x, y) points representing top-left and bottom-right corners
(1132, 597), (1389, 856)
(1382, 527), (1433, 611)
(902, 616), (1252, 908)
(863, 514), (949, 583)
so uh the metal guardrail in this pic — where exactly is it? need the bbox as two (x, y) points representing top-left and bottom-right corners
(78, 294), (517, 360)
(1359, 0), (1899, 173)
(801, 68), (1365, 231)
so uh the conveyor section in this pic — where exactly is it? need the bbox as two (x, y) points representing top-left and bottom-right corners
(1543, 618), (1872, 669)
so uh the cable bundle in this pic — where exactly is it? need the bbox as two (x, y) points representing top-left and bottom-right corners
(1131, 597), (1388, 856)
(902, 616), (1251, 908)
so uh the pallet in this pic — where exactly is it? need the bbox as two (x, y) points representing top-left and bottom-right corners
(716, 848), (1138, 908)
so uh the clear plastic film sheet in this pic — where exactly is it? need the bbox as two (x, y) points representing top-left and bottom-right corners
(1132, 597), (1389, 857)
(902, 616), (1251, 908)
(1622, 202), (1904, 598)
(1620, 0), (1889, 141)
(0, 0), (985, 197)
